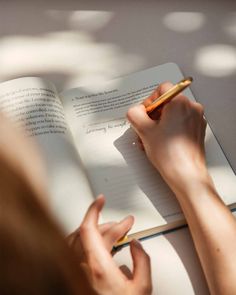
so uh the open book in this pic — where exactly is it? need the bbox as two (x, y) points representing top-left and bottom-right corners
(0, 63), (235, 244)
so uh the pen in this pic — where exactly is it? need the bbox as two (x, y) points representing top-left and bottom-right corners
(115, 235), (129, 247)
(143, 77), (193, 114)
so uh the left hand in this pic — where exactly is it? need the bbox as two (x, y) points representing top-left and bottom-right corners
(67, 195), (152, 295)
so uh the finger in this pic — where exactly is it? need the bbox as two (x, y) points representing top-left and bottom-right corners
(148, 107), (162, 121)
(79, 195), (107, 254)
(158, 81), (175, 96)
(193, 101), (204, 116)
(103, 215), (134, 251)
(81, 194), (105, 228)
(68, 223), (117, 263)
(66, 231), (85, 262)
(69, 220), (116, 237)
(200, 117), (207, 154)
(160, 94), (190, 120)
(142, 82), (174, 107)
(119, 265), (133, 279)
(99, 222), (117, 235)
(128, 82), (175, 130)
(190, 101), (206, 154)
(67, 222), (116, 250)
(137, 136), (145, 151)
(79, 195), (116, 268)
(67, 231), (78, 247)
(127, 104), (155, 136)
(130, 240), (152, 293)
(144, 82), (175, 121)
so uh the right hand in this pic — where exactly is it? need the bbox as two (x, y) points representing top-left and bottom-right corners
(127, 82), (208, 193)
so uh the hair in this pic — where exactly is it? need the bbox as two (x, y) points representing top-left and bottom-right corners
(0, 154), (87, 295)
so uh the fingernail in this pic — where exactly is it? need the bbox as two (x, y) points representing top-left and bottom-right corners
(132, 239), (143, 249)
(96, 194), (105, 200)
(127, 215), (134, 220)
(121, 215), (134, 223)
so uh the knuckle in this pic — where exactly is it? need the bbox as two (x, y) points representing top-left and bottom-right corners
(126, 107), (134, 121)
(202, 119), (207, 132)
(132, 120), (149, 137)
(142, 284), (152, 295)
(159, 82), (173, 94)
(138, 279), (152, 295)
(194, 102), (204, 114)
(136, 124), (147, 136)
(67, 232), (79, 247)
(106, 224), (125, 243)
(126, 106), (138, 124)
(167, 95), (188, 109)
(90, 263), (105, 280)
(111, 225), (121, 237)
(176, 95), (189, 103)
(79, 223), (91, 236)
(137, 248), (150, 262)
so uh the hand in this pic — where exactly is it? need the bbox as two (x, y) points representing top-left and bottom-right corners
(67, 195), (152, 295)
(127, 82), (208, 194)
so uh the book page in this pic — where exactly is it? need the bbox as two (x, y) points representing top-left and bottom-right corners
(0, 77), (94, 233)
(61, 63), (236, 234)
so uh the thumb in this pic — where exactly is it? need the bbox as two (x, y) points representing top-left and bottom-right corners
(102, 215), (134, 251)
(130, 240), (152, 294)
(127, 104), (154, 137)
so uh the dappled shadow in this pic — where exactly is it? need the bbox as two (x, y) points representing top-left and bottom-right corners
(1, 1), (236, 293)
(113, 127), (181, 219)
(1, 0), (236, 172)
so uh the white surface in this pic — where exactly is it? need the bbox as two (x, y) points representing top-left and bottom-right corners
(1, 1), (236, 294)
(114, 227), (209, 295)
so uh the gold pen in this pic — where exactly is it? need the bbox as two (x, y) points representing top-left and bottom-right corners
(115, 235), (129, 247)
(143, 77), (193, 114)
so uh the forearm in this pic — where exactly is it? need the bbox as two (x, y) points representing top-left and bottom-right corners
(167, 173), (236, 295)
(127, 83), (236, 294)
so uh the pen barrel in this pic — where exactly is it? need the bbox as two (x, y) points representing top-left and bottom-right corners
(146, 85), (182, 113)
(145, 78), (192, 114)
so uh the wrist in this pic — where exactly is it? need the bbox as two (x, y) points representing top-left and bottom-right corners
(159, 162), (215, 200)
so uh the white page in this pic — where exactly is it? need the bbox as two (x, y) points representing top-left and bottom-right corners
(0, 77), (94, 232)
(61, 63), (236, 233)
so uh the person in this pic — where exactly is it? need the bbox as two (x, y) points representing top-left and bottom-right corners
(0, 82), (236, 295)
(0, 113), (151, 295)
